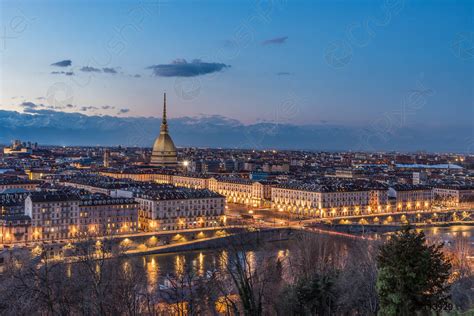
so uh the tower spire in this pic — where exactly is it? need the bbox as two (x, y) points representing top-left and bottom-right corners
(163, 92), (167, 124)
(160, 92), (168, 133)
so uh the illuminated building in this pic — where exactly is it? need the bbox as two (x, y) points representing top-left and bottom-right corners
(0, 214), (31, 244)
(208, 177), (274, 207)
(2, 140), (33, 155)
(78, 194), (138, 236)
(0, 177), (40, 191)
(389, 184), (432, 211)
(103, 149), (110, 168)
(150, 93), (178, 168)
(271, 180), (388, 218)
(100, 169), (173, 183)
(25, 192), (81, 241)
(433, 184), (474, 208)
(134, 185), (225, 231)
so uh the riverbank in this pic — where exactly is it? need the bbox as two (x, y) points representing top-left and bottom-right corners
(315, 221), (474, 234)
(125, 227), (294, 257)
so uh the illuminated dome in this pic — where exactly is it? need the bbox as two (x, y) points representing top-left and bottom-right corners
(150, 93), (178, 167)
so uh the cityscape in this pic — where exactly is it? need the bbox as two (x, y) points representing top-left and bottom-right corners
(1, 0), (473, 315)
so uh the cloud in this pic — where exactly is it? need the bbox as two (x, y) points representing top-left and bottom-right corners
(276, 72), (291, 76)
(51, 60), (72, 67)
(51, 71), (74, 76)
(66, 104), (75, 108)
(262, 36), (288, 45)
(80, 106), (99, 112)
(80, 66), (101, 73)
(147, 59), (230, 77)
(36, 97), (46, 100)
(101, 105), (115, 110)
(117, 108), (130, 114)
(103, 67), (118, 74)
(133, 74), (141, 78)
(20, 101), (39, 108)
(20, 101), (68, 111)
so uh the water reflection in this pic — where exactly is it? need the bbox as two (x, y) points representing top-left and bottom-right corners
(174, 254), (185, 277)
(130, 226), (473, 290)
(146, 257), (159, 291)
(423, 225), (473, 241)
(134, 242), (291, 290)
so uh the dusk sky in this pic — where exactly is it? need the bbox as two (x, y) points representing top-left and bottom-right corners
(0, 0), (473, 150)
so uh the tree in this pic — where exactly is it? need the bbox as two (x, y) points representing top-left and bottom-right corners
(216, 232), (284, 316)
(278, 271), (338, 316)
(336, 240), (380, 315)
(376, 226), (452, 315)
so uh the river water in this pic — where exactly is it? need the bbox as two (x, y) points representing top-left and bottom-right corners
(138, 240), (291, 291)
(134, 225), (473, 289)
(422, 225), (473, 243)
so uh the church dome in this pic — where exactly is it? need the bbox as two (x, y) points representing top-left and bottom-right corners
(152, 133), (177, 153)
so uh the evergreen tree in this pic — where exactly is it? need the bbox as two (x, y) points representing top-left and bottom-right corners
(376, 226), (452, 315)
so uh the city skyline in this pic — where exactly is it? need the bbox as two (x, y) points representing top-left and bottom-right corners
(0, 105), (473, 152)
(0, 0), (473, 151)
(1, 2), (473, 314)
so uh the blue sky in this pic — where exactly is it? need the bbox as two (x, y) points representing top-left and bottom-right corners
(0, 0), (473, 131)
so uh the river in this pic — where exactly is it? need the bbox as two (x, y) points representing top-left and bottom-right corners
(134, 225), (473, 289)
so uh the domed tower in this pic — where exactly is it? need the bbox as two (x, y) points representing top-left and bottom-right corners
(150, 93), (178, 167)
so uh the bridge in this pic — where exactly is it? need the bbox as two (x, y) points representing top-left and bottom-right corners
(300, 209), (474, 226)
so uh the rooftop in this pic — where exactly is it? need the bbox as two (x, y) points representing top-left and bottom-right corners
(276, 179), (387, 192)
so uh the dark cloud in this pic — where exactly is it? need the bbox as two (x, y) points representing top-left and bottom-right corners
(117, 108), (130, 114)
(80, 66), (101, 73)
(51, 71), (74, 76)
(20, 101), (39, 108)
(262, 36), (288, 45)
(101, 105), (115, 110)
(66, 104), (75, 108)
(103, 67), (118, 74)
(147, 59), (230, 77)
(80, 106), (99, 112)
(133, 74), (141, 78)
(20, 101), (68, 111)
(276, 72), (291, 76)
(51, 60), (72, 67)
(36, 97), (46, 100)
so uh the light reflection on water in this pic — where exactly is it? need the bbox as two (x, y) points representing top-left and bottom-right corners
(138, 226), (474, 289)
(146, 257), (159, 291)
(422, 225), (473, 242)
(139, 241), (290, 290)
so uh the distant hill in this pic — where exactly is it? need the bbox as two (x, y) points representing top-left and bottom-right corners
(0, 109), (471, 152)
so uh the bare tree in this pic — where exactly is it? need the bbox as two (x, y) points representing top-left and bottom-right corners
(336, 240), (380, 315)
(212, 232), (283, 316)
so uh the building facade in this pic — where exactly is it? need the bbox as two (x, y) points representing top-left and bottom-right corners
(25, 192), (80, 241)
(432, 185), (474, 208)
(78, 194), (139, 236)
(271, 181), (389, 218)
(134, 185), (225, 231)
(390, 185), (432, 211)
(209, 177), (273, 207)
